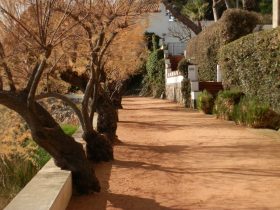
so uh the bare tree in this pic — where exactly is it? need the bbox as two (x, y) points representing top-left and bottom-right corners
(168, 23), (192, 42)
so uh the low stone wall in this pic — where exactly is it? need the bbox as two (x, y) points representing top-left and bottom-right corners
(5, 160), (72, 210)
(166, 83), (184, 104)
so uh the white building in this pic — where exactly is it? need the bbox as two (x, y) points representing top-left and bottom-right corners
(146, 3), (187, 55)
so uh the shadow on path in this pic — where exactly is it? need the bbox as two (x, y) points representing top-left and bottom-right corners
(67, 162), (178, 210)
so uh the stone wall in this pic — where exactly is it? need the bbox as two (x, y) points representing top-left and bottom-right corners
(166, 82), (184, 104)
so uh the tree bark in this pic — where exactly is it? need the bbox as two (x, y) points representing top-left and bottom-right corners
(96, 89), (118, 144)
(213, 0), (221, 21)
(0, 90), (101, 194)
(162, 0), (202, 35)
(60, 69), (114, 161)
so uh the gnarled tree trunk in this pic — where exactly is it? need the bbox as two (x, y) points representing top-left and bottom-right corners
(96, 89), (118, 144)
(0, 90), (101, 194)
(60, 69), (114, 162)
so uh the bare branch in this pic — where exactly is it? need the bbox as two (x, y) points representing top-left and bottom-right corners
(35, 92), (85, 130)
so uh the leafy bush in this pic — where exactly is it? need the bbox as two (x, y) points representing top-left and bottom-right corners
(144, 32), (160, 51)
(214, 90), (244, 120)
(233, 96), (280, 130)
(186, 9), (259, 81)
(178, 58), (190, 78)
(258, 0), (272, 14)
(218, 27), (280, 113)
(198, 90), (215, 114)
(181, 79), (191, 108)
(143, 46), (165, 97)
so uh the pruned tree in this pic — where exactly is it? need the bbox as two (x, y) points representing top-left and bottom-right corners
(0, 0), (101, 194)
(56, 0), (158, 152)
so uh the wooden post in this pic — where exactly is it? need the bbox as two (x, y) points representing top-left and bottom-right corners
(273, 0), (280, 28)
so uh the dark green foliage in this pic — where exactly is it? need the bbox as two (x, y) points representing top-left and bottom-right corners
(186, 9), (259, 81)
(218, 27), (280, 113)
(179, 58), (191, 107)
(141, 32), (165, 98)
(233, 96), (280, 130)
(214, 90), (244, 120)
(181, 78), (191, 107)
(153, 59), (166, 97)
(146, 50), (164, 80)
(198, 90), (215, 114)
(178, 58), (190, 78)
(258, 0), (272, 14)
(141, 44), (165, 97)
(144, 32), (160, 51)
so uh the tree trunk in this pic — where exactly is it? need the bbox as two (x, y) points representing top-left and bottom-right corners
(60, 69), (114, 162)
(224, 0), (231, 8)
(162, 0), (202, 34)
(96, 90), (118, 144)
(213, 0), (220, 22)
(0, 91), (100, 194)
(83, 131), (114, 162)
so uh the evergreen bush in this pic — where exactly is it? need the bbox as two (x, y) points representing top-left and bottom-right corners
(186, 9), (259, 81)
(218, 27), (280, 113)
(233, 96), (280, 130)
(214, 90), (244, 120)
(181, 78), (191, 108)
(198, 90), (215, 114)
(178, 58), (190, 78)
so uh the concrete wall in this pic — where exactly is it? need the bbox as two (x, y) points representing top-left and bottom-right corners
(166, 82), (184, 104)
(5, 160), (72, 210)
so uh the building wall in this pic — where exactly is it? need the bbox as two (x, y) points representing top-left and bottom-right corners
(146, 3), (187, 44)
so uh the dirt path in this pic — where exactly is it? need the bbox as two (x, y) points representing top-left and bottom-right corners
(67, 97), (280, 210)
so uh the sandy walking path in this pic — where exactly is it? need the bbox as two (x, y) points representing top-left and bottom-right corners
(67, 97), (280, 210)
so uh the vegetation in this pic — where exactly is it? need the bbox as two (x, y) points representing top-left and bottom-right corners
(181, 79), (192, 108)
(218, 27), (280, 113)
(141, 35), (165, 98)
(213, 89), (280, 130)
(178, 58), (190, 78)
(178, 58), (191, 107)
(214, 90), (244, 120)
(233, 96), (280, 130)
(181, 0), (209, 21)
(0, 124), (77, 209)
(185, 9), (259, 81)
(198, 90), (215, 114)
(258, 0), (272, 14)
(0, 0), (157, 194)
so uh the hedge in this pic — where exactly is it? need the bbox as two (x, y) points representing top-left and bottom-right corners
(218, 27), (280, 113)
(186, 9), (259, 81)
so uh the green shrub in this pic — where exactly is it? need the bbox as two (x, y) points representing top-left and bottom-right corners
(181, 78), (191, 108)
(219, 27), (280, 113)
(178, 58), (190, 78)
(233, 96), (280, 130)
(186, 9), (259, 81)
(145, 49), (165, 98)
(258, 0), (272, 14)
(214, 90), (244, 120)
(198, 90), (215, 114)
